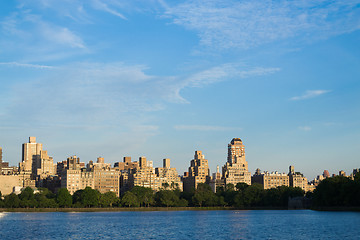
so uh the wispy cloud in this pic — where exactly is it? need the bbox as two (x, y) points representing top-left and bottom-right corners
(163, 0), (360, 49)
(164, 64), (280, 103)
(290, 90), (331, 101)
(91, 0), (127, 20)
(174, 125), (242, 131)
(1, 61), (278, 127)
(0, 10), (87, 60)
(0, 62), (54, 69)
(298, 126), (312, 131)
(40, 24), (86, 49)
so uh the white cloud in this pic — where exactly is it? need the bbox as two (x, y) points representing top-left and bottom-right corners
(298, 126), (312, 131)
(1, 10), (86, 54)
(163, 0), (360, 49)
(174, 125), (242, 131)
(40, 25), (86, 49)
(0, 62), (54, 69)
(164, 64), (280, 103)
(290, 90), (331, 101)
(91, 0), (127, 20)
(2, 61), (278, 127)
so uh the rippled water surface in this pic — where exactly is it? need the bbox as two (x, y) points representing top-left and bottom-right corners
(1, 210), (360, 239)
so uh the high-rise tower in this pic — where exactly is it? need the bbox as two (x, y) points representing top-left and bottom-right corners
(20, 137), (43, 174)
(183, 151), (210, 191)
(222, 138), (251, 186)
(227, 138), (246, 164)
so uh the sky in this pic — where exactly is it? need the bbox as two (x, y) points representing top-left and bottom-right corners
(0, 0), (359, 180)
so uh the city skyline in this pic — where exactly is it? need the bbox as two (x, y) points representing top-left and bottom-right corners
(0, 136), (356, 181)
(1, 1), (360, 180)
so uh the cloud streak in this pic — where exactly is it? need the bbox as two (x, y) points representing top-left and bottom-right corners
(0, 62), (54, 69)
(163, 0), (360, 50)
(290, 90), (331, 101)
(1, 61), (279, 128)
(174, 125), (242, 131)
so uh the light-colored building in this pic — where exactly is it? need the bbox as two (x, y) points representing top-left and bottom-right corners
(89, 157), (120, 197)
(183, 151), (210, 192)
(222, 138), (251, 186)
(288, 165), (315, 192)
(35, 150), (56, 181)
(0, 172), (35, 195)
(128, 157), (161, 191)
(209, 166), (225, 192)
(155, 158), (182, 190)
(61, 156), (95, 194)
(252, 169), (289, 189)
(20, 137), (42, 175)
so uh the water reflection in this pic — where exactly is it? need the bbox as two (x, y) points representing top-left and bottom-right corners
(0, 210), (360, 239)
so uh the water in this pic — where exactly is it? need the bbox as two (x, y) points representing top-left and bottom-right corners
(0, 210), (359, 239)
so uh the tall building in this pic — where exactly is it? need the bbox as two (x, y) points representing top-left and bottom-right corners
(155, 159), (183, 190)
(20, 137), (42, 175)
(128, 156), (161, 191)
(288, 165), (314, 192)
(222, 138), (251, 186)
(252, 170), (289, 189)
(183, 151), (210, 192)
(61, 156), (94, 195)
(116, 157), (138, 194)
(90, 157), (120, 197)
(209, 166), (225, 193)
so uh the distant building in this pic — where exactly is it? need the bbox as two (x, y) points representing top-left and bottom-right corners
(128, 157), (161, 191)
(288, 165), (315, 192)
(89, 157), (120, 197)
(61, 156), (95, 195)
(155, 158), (182, 190)
(209, 166), (225, 192)
(323, 170), (330, 178)
(182, 151), (210, 192)
(252, 169), (289, 189)
(222, 138), (251, 186)
(117, 157), (138, 194)
(20, 137), (42, 175)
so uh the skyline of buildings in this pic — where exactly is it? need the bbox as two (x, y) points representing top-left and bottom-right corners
(0, 137), (357, 196)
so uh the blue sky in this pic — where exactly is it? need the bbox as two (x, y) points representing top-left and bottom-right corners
(1, 0), (359, 180)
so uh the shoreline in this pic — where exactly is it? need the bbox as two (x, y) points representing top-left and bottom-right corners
(1, 206), (359, 212)
(0, 206), (289, 212)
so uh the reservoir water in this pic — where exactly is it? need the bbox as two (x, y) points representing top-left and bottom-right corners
(0, 210), (359, 239)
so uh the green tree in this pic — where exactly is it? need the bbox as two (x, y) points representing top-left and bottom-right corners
(4, 193), (21, 208)
(72, 189), (84, 207)
(81, 187), (100, 207)
(56, 188), (72, 207)
(99, 192), (119, 207)
(130, 186), (154, 207)
(121, 191), (139, 207)
(155, 190), (179, 207)
(235, 182), (249, 192)
(19, 187), (37, 208)
(243, 183), (265, 207)
(192, 183), (218, 207)
(313, 176), (353, 207)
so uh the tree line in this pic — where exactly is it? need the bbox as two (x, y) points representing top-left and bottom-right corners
(0, 183), (305, 209)
(311, 174), (360, 208)
(1, 173), (359, 209)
